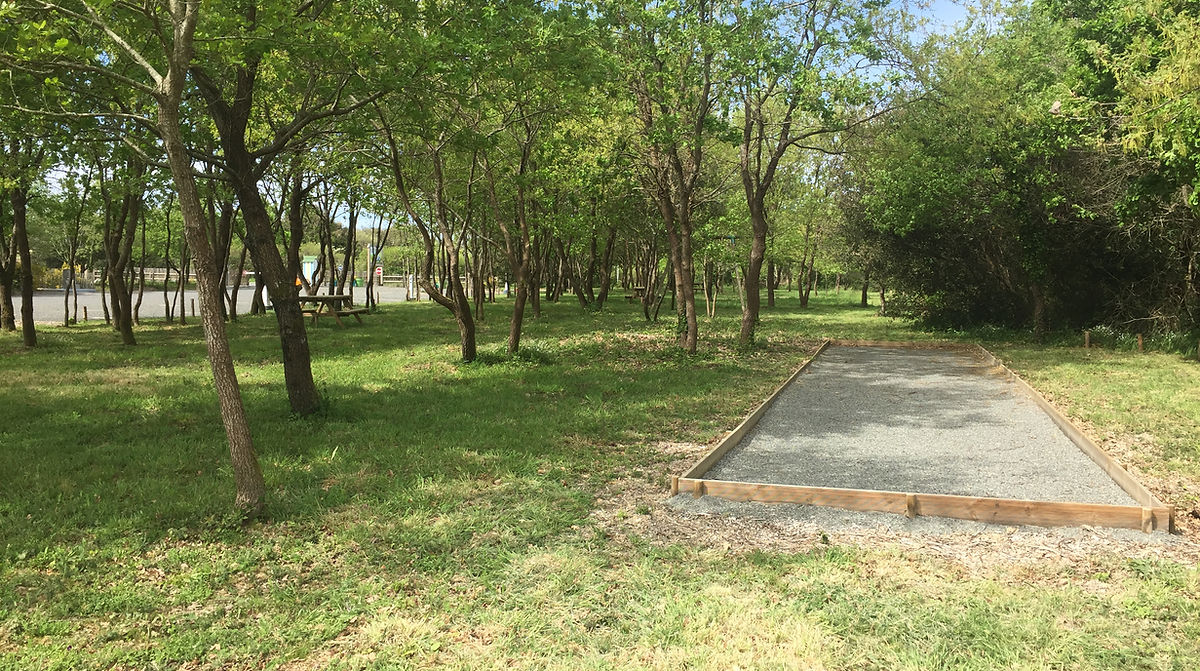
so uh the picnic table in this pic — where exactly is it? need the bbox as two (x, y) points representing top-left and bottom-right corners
(298, 294), (367, 327)
(626, 283), (704, 302)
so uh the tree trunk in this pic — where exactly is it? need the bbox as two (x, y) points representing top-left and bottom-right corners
(529, 241), (542, 318)
(509, 277), (528, 354)
(1030, 282), (1048, 342)
(251, 270), (266, 314)
(1, 264), (15, 332)
(739, 201), (767, 345)
(229, 245), (247, 321)
(178, 238), (190, 325)
(338, 204), (358, 305)
(233, 181), (320, 415)
(100, 265), (110, 324)
(63, 266), (72, 327)
(198, 71), (320, 415)
(766, 258), (775, 308)
(11, 188), (36, 347)
(861, 268), (870, 308)
(159, 74), (265, 517)
(664, 219), (698, 353)
(162, 201), (175, 322)
(595, 225), (617, 310)
(134, 211), (147, 325)
(103, 190), (140, 346)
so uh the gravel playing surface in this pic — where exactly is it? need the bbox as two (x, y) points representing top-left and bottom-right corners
(700, 346), (1135, 506)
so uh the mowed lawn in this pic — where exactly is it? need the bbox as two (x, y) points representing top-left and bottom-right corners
(2, 292), (1198, 670)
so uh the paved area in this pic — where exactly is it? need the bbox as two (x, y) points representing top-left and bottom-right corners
(24, 285), (423, 323)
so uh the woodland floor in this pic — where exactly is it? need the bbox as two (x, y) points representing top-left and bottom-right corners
(2, 291), (1199, 670)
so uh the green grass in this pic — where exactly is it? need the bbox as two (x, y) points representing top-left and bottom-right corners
(2, 290), (1198, 670)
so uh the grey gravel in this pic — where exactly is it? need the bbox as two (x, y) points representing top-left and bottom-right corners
(700, 346), (1135, 506)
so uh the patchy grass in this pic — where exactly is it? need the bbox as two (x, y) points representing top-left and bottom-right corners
(1, 291), (1198, 670)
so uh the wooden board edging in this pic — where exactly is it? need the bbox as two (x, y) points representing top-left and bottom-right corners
(680, 339), (832, 480)
(973, 345), (1175, 532)
(677, 477), (1174, 532)
(674, 339), (1176, 534)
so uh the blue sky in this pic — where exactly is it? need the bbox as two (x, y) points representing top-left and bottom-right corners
(923, 0), (974, 32)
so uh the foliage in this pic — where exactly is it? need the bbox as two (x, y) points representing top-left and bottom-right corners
(838, 0), (1200, 336)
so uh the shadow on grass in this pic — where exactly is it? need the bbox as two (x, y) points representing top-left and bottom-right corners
(0, 296), (819, 562)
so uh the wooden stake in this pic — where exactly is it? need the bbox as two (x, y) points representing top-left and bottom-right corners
(670, 475), (680, 496)
(83, 306), (88, 321)
(1084, 330), (1090, 348)
(191, 298), (196, 317)
(905, 493), (918, 518)
(1137, 333), (1144, 352)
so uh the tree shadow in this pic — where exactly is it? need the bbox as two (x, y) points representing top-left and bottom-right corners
(0, 300), (814, 559)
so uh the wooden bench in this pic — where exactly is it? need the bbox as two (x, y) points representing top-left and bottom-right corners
(297, 294), (366, 326)
(336, 307), (369, 324)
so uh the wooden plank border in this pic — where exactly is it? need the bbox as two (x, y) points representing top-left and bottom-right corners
(674, 477), (1174, 532)
(971, 344), (1175, 532)
(677, 339), (832, 483)
(675, 340), (1176, 533)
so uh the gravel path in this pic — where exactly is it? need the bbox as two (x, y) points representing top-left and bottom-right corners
(700, 346), (1135, 505)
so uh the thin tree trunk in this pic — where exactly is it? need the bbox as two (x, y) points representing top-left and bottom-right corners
(229, 245), (247, 321)
(63, 266), (72, 327)
(766, 258), (775, 308)
(0, 279), (14, 332)
(861, 268), (870, 308)
(159, 44), (265, 516)
(100, 270), (110, 324)
(739, 203), (767, 345)
(134, 208), (147, 324)
(0, 218), (17, 331)
(595, 225), (617, 310)
(163, 197), (175, 322)
(176, 238), (188, 325)
(11, 188), (36, 347)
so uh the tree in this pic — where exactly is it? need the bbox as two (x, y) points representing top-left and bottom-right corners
(731, 0), (890, 343)
(186, 0), (394, 415)
(608, 0), (732, 353)
(10, 0), (266, 515)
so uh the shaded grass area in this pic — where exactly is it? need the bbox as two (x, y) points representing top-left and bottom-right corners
(2, 291), (1198, 670)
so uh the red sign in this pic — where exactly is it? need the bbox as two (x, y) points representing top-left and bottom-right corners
(375, 266), (383, 276)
